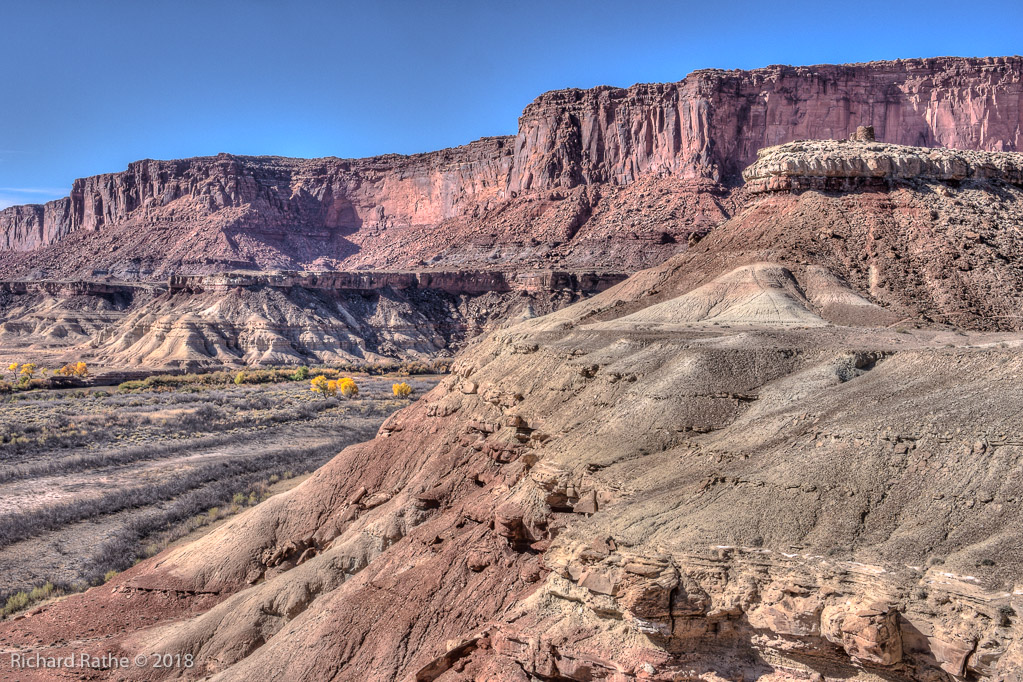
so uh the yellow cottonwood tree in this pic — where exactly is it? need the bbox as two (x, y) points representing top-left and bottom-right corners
(338, 377), (358, 399)
(310, 375), (330, 396)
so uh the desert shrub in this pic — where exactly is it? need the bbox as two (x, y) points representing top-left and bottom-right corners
(324, 360), (446, 376)
(2, 582), (58, 617)
(297, 399), (336, 419)
(292, 366), (310, 381)
(234, 371), (245, 385)
(175, 404), (224, 429)
(3, 591), (30, 615)
(29, 582), (55, 601)
(392, 382), (413, 398)
(233, 368), (286, 385)
(235, 394), (272, 411)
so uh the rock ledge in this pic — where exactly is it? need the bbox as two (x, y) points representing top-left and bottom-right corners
(743, 139), (1023, 193)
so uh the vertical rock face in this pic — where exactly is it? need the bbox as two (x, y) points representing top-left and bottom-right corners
(0, 138), (516, 253)
(0, 199), (73, 251)
(1, 56), (1021, 273)
(509, 56), (1023, 191)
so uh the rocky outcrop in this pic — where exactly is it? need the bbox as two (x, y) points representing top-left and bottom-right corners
(166, 269), (625, 296)
(2, 57), (1022, 278)
(503, 545), (1010, 679)
(743, 138), (1023, 193)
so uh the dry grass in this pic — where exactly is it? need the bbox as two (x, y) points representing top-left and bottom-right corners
(0, 372), (439, 609)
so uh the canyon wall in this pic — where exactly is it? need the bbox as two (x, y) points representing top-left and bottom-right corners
(0, 137), (515, 253)
(510, 55), (1023, 191)
(1, 56), (1021, 275)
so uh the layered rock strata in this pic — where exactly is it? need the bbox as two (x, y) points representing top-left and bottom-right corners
(743, 139), (1023, 193)
(2, 56), (1022, 277)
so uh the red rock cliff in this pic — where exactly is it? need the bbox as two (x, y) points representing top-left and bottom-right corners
(509, 56), (1023, 190)
(0, 137), (514, 252)
(1, 56), (1021, 274)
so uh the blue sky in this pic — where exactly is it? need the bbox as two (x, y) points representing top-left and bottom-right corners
(1, 0), (1021, 209)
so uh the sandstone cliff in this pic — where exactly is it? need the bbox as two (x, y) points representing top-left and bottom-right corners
(2, 56), (1021, 278)
(511, 56), (1023, 190)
